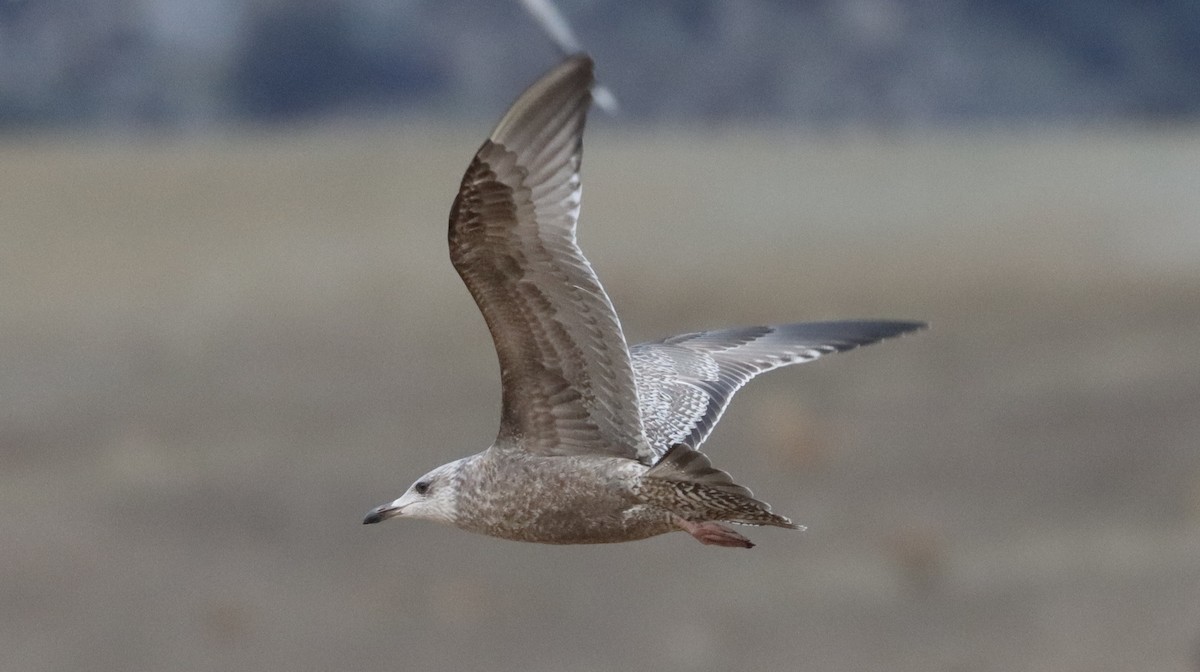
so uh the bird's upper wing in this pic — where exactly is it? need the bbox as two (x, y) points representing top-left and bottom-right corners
(631, 320), (926, 453)
(449, 55), (651, 462)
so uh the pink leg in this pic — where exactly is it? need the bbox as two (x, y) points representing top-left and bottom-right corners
(674, 516), (755, 549)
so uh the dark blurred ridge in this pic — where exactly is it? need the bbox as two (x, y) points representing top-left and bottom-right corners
(2, 0), (1199, 130)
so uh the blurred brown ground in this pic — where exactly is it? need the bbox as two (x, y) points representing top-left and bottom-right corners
(2, 125), (1199, 672)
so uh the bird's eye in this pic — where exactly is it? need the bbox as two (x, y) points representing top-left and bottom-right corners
(414, 481), (431, 495)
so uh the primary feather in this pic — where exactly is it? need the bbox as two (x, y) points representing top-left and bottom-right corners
(632, 320), (925, 454)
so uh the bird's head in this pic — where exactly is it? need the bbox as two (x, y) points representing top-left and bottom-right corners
(362, 459), (465, 526)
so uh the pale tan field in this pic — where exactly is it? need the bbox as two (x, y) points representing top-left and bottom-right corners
(2, 125), (1199, 671)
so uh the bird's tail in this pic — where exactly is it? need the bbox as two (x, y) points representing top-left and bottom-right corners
(642, 444), (802, 529)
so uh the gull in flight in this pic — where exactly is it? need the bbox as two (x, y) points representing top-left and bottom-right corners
(363, 55), (924, 548)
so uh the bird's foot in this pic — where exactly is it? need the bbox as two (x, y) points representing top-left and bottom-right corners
(674, 517), (755, 549)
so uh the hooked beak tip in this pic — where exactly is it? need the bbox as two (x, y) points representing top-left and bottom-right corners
(362, 505), (396, 525)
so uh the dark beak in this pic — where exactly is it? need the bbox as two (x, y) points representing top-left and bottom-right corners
(362, 504), (398, 525)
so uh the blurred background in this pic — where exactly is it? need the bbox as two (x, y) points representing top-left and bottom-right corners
(3, 1), (1199, 671)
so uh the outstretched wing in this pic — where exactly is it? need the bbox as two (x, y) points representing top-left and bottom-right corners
(449, 55), (650, 461)
(631, 320), (925, 453)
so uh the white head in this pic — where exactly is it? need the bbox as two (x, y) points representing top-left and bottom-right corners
(362, 459), (466, 527)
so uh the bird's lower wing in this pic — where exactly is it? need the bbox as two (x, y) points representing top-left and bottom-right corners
(631, 320), (926, 453)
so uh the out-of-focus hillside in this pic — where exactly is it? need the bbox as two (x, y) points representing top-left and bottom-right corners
(2, 126), (1199, 671)
(2, 0), (1200, 128)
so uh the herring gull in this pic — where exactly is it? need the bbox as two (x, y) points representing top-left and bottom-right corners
(362, 55), (925, 548)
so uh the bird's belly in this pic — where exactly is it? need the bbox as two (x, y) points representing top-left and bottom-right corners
(477, 502), (674, 545)
(455, 459), (675, 544)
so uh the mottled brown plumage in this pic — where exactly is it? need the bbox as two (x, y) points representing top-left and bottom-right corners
(361, 55), (925, 548)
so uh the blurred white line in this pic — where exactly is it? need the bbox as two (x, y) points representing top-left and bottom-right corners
(519, 0), (583, 53)
(518, 0), (620, 114)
